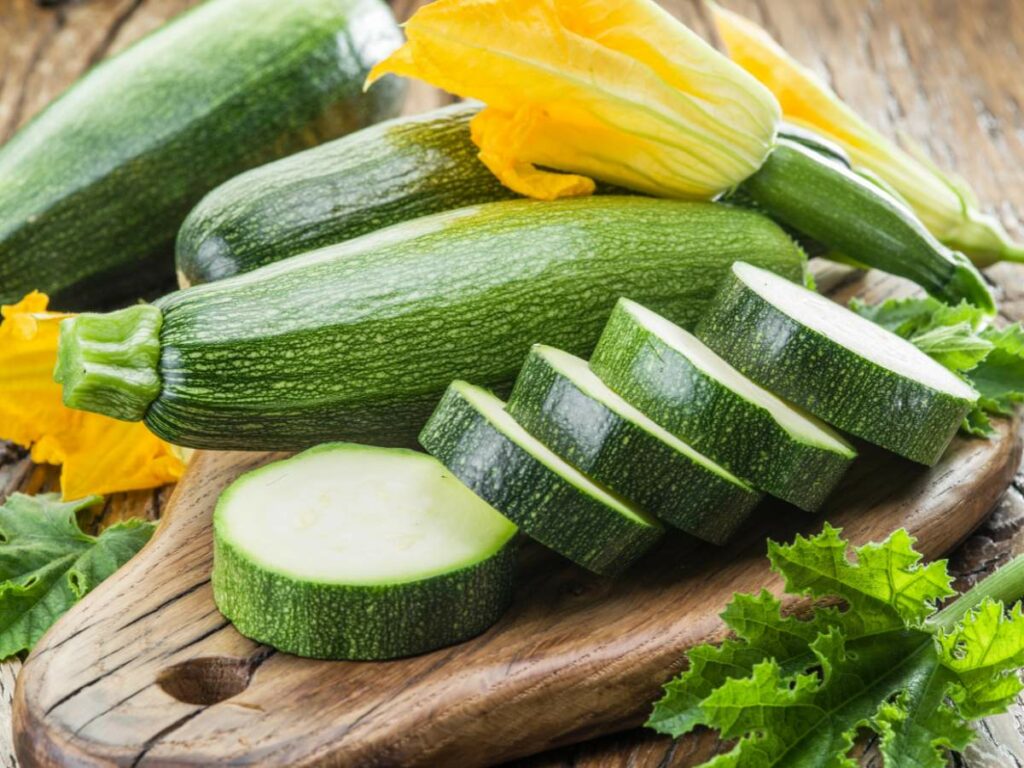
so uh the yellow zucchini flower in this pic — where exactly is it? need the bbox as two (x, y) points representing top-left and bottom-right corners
(0, 293), (184, 500)
(710, 2), (1023, 267)
(367, 0), (780, 201)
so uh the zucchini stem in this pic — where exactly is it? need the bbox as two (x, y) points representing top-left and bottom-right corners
(53, 305), (163, 422)
(930, 553), (1024, 631)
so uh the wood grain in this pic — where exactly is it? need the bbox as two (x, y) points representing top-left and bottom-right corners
(2, 0), (1024, 766)
(11, 261), (1023, 767)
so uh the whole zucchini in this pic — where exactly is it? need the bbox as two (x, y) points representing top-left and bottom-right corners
(55, 198), (806, 451)
(741, 140), (995, 312)
(0, 0), (405, 309)
(177, 103), (515, 286)
(175, 108), (994, 314)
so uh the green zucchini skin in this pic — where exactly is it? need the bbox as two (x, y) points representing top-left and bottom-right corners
(0, 0), (405, 309)
(212, 444), (516, 660)
(60, 197), (806, 449)
(505, 346), (761, 544)
(215, 535), (515, 660)
(419, 383), (662, 577)
(695, 265), (977, 465)
(590, 300), (855, 511)
(177, 103), (517, 286)
(739, 140), (995, 312)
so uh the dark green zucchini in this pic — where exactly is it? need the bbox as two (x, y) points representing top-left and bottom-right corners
(420, 381), (662, 577)
(696, 262), (979, 465)
(54, 197), (807, 450)
(739, 140), (995, 312)
(0, 0), (405, 309)
(176, 103), (516, 286)
(505, 345), (761, 544)
(590, 298), (856, 511)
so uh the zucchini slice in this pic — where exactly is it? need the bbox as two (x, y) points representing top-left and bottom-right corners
(696, 262), (979, 465)
(420, 382), (663, 577)
(591, 299), (856, 511)
(506, 345), (761, 544)
(212, 443), (517, 660)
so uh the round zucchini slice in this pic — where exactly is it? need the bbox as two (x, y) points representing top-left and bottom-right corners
(419, 381), (663, 577)
(590, 298), (856, 511)
(213, 443), (517, 660)
(506, 345), (761, 544)
(696, 262), (979, 465)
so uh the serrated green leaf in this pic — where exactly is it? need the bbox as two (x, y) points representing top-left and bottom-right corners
(939, 600), (1024, 718)
(848, 296), (945, 336)
(962, 406), (998, 437)
(970, 324), (1024, 414)
(647, 591), (841, 736)
(910, 323), (993, 372)
(649, 527), (1024, 768)
(0, 493), (155, 658)
(769, 524), (954, 631)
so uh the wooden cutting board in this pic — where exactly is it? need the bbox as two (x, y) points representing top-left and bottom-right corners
(11, 267), (1024, 768)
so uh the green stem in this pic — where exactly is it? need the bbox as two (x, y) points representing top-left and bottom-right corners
(931, 553), (1024, 631)
(53, 304), (163, 422)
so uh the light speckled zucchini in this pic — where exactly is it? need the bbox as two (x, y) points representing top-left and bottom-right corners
(213, 443), (517, 660)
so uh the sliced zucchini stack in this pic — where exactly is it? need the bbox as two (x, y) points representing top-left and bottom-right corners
(591, 299), (856, 511)
(697, 262), (980, 465)
(420, 382), (663, 576)
(213, 443), (517, 660)
(506, 345), (761, 544)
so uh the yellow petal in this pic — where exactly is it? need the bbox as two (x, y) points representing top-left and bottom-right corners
(471, 108), (595, 200)
(0, 293), (184, 500)
(369, 0), (779, 200)
(710, 2), (1023, 266)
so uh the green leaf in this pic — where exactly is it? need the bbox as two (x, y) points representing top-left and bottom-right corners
(848, 296), (946, 336)
(910, 323), (993, 372)
(970, 324), (1024, 415)
(0, 493), (155, 658)
(961, 406), (997, 437)
(769, 524), (954, 630)
(648, 526), (1024, 768)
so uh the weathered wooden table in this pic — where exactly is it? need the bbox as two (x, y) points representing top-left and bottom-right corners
(2, 0), (1024, 765)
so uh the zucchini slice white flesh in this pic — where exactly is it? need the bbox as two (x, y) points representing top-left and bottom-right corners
(506, 345), (761, 544)
(419, 381), (663, 577)
(696, 261), (979, 465)
(213, 443), (517, 660)
(591, 298), (856, 511)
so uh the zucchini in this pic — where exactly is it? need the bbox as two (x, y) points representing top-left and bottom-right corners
(590, 298), (856, 511)
(419, 382), (662, 576)
(55, 197), (808, 450)
(0, 0), (405, 309)
(213, 443), (517, 660)
(696, 262), (979, 465)
(506, 345), (760, 544)
(177, 103), (516, 286)
(739, 140), (995, 312)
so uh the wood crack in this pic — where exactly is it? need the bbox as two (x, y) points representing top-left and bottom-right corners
(2, 8), (64, 139)
(129, 708), (204, 768)
(85, 0), (147, 69)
